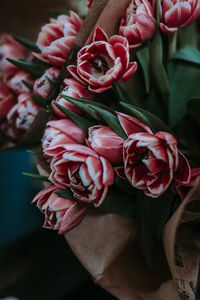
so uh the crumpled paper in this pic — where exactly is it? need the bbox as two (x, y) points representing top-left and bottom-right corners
(65, 186), (200, 300)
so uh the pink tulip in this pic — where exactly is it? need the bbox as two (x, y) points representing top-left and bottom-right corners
(46, 144), (114, 207)
(0, 34), (26, 78)
(33, 67), (59, 99)
(119, 0), (156, 48)
(52, 78), (92, 117)
(35, 11), (83, 67)
(68, 27), (137, 93)
(117, 112), (191, 198)
(3, 93), (40, 139)
(173, 168), (200, 201)
(0, 83), (15, 121)
(87, 125), (124, 165)
(4, 70), (34, 95)
(32, 185), (87, 234)
(42, 119), (86, 159)
(160, 0), (200, 34)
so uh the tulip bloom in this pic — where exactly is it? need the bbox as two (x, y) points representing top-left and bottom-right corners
(0, 34), (26, 78)
(117, 112), (191, 198)
(52, 78), (92, 117)
(35, 11), (83, 67)
(0, 83), (15, 121)
(4, 70), (34, 95)
(33, 67), (59, 99)
(87, 125), (124, 165)
(4, 93), (40, 139)
(68, 27), (137, 93)
(46, 144), (114, 207)
(173, 168), (200, 201)
(119, 0), (156, 48)
(32, 185), (87, 234)
(42, 119), (86, 159)
(160, 0), (200, 34)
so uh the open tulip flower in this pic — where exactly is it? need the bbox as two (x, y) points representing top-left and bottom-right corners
(0, 83), (15, 121)
(45, 144), (114, 207)
(35, 11), (83, 67)
(160, 0), (200, 34)
(32, 185), (87, 234)
(117, 113), (191, 198)
(68, 27), (137, 93)
(119, 0), (156, 48)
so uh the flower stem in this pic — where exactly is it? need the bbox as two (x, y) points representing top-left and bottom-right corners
(168, 31), (178, 59)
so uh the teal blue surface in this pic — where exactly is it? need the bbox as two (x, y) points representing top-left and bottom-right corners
(0, 148), (43, 247)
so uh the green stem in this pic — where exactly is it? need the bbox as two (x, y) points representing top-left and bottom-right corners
(168, 31), (178, 59)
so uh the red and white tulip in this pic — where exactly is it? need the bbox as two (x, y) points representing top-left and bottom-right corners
(0, 83), (15, 121)
(119, 0), (156, 48)
(35, 11), (83, 67)
(52, 78), (92, 117)
(173, 168), (200, 201)
(87, 125), (124, 165)
(160, 0), (200, 34)
(117, 112), (191, 198)
(0, 34), (26, 78)
(68, 27), (137, 93)
(42, 118), (86, 159)
(4, 70), (34, 95)
(46, 144), (114, 207)
(33, 67), (59, 99)
(32, 185), (87, 234)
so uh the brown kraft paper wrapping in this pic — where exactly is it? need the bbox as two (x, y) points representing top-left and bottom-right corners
(65, 185), (200, 300)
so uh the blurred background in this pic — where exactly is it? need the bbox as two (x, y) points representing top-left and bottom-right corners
(0, 1), (116, 299)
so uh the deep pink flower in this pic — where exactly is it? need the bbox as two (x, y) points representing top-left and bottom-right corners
(4, 70), (34, 95)
(3, 93), (40, 139)
(87, 125), (124, 165)
(0, 34), (26, 78)
(117, 112), (191, 198)
(32, 185), (87, 234)
(160, 0), (200, 34)
(35, 11), (83, 67)
(52, 78), (92, 117)
(0, 83), (15, 121)
(42, 118), (86, 159)
(68, 27), (137, 93)
(119, 0), (156, 48)
(173, 168), (200, 201)
(46, 144), (114, 207)
(33, 67), (59, 99)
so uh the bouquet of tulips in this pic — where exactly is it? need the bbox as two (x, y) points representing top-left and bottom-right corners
(1, 0), (200, 299)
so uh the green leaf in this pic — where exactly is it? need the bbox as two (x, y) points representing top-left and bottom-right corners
(172, 45), (200, 65)
(54, 189), (76, 201)
(168, 61), (200, 127)
(97, 188), (136, 218)
(115, 176), (137, 197)
(31, 94), (47, 107)
(136, 45), (150, 93)
(178, 23), (198, 49)
(22, 80), (33, 91)
(88, 105), (127, 139)
(60, 94), (103, 121)
(120, 102), (172, 134)
(151, 30), (170, 104)
(27, 149), (45, 160)
(136, 189), (175, 267)
(54, 103), (95, 134)
(22, 172), (49, 182)
(6, 58), (47, 77)
(187, 98), (200, 128)
(13, 35), (41, 52)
